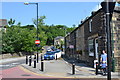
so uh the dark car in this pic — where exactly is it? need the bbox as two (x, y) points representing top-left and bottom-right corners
(43, 52), (55, 60)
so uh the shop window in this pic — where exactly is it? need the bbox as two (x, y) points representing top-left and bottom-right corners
(88, 39), (94, 56)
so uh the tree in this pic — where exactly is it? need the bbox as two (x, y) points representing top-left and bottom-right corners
(8, 18), (15, 27)
(17, 22), (21, 27)
(0, 30), (2, 54)
(33, 16), (46, 26)
(21, 28), (36, 52)
(2, 25), (36, 53)
(2, 17), (76, 54)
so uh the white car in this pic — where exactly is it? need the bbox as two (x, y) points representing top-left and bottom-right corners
(54, 50), (62, 59)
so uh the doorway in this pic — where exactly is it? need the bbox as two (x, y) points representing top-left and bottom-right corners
(95, 38), (99, 60)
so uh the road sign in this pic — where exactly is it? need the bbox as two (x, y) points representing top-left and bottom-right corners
(35, 40), (40, 44)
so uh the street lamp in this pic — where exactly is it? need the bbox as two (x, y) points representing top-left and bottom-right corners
(64, 27), (67, 57)
(24, 2), (29, 5)
(24, 2), (39, 63)
(101, 0), (116, 80)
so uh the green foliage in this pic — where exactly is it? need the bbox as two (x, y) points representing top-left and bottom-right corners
(8, 18), (15, 27)
(2, 26), (36, 53)
(2, 17), (76, 53)
(0, 31), (2, 54)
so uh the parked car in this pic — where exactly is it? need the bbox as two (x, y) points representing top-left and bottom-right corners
(43, 52), (55, 60)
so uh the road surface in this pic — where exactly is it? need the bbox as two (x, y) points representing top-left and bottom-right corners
(0, 59), (26, 70)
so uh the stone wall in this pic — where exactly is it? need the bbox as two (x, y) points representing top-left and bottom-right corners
(65, 7), (120, 71)
(115, 57), (120, 72)
(0, 52), (33, 59)
(0, 53), (22, 59)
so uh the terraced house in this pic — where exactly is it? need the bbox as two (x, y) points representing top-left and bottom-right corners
(65, 6), (120, 72)
(0, 19), (7, 32)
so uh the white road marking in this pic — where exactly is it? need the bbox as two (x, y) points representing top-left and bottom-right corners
(12, 63), (19, 65)
(0, 63), (19, 67)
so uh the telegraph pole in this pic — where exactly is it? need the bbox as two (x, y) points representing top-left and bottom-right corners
(106, 1), (112, 79)
(24, 2), (39, 63)
(101, 0), (115, 80)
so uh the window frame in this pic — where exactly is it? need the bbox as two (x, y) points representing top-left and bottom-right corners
(89, 19), (92, 32)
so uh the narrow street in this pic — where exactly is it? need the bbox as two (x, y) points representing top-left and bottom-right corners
(1, 1), (120, 80)
(0, 55), (119, 80)
(0, 56), (52, 79)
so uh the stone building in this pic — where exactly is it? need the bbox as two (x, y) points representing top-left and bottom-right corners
(54, 36), (64, 49)
(111, 6), (120, 71)
(65, 6), (120, 71)
(0, 19), (7, 32)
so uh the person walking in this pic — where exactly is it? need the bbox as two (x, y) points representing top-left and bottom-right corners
(100, 50), (107, 76)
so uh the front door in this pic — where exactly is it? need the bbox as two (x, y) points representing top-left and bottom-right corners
(95, 39), (99, 60)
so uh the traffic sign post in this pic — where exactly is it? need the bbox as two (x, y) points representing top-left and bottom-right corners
(34, 55), (36, 68)
(35, 40), (40, 63)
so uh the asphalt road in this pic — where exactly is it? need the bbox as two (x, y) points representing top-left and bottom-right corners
(0, 55), (42, 70)
(0, 58), (26, 70)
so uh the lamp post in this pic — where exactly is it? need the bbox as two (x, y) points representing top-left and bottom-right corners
(101, 0), (116, 80)
(64, 27), (66, 55)
(24, 2), (39, 63)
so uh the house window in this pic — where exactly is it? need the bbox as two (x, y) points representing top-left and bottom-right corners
(56, 41), (59, 45)
(88, 39), (94, 56)
(89, 19), (92, 32)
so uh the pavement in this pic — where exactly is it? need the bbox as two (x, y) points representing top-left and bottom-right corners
(0, 54), (119, 79)
(21, 57), (120, 79)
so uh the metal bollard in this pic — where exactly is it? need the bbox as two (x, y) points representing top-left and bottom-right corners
(112, 58), (115, 72)
(29, 56), (32, 66)
(41, 61), (44, 71)
(34, 55), (36, 68)
(37, 53), (39, 63)
(26, 55), (28, 64)
(96, 62), (98, 75)
(56, 54), (57, 60)
(72, 62), (75, 75)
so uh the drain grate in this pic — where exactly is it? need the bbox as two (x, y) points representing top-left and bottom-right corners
(21, 74), (31, 76)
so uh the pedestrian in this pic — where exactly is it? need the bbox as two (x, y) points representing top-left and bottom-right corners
(100, 50), (107, 76)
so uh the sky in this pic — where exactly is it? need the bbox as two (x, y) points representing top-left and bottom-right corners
(1, 1), (105, 27)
